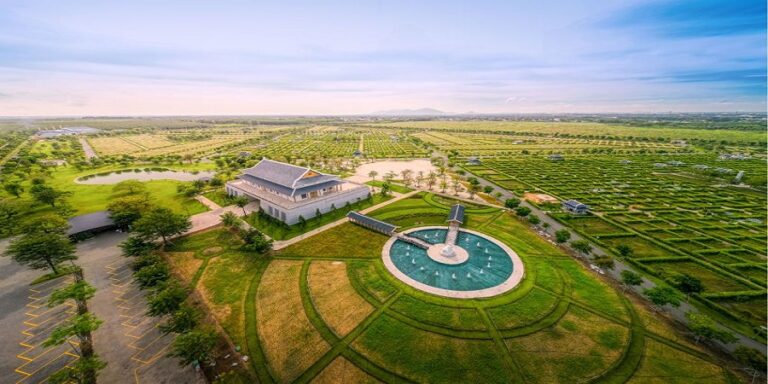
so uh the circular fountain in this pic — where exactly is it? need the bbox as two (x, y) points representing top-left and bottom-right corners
(382, 226), (525, 299)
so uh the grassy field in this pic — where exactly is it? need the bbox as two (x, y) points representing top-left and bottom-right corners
(165, 193), (737, 383)
(0, 163), (214, 226)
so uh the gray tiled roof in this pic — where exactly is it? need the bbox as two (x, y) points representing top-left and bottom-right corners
(67, 211), (115, 236)
(348, 211), (397, 235)
(241, 159), (341, 196)
(447, 204), (465, 223)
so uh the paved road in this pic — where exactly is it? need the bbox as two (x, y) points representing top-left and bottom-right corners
(0, 240), (52, 381)
(79, 138), (97, 160)
(462, 167), (767, 354)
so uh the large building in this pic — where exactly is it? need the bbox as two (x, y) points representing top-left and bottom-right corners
(225, 159), (370, 225)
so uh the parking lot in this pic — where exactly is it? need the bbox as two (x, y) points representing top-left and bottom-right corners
(1, 233), (202, 384)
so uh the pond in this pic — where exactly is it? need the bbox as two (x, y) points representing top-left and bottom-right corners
(382, 226), (525, 298)
(76, 169), (216, 184)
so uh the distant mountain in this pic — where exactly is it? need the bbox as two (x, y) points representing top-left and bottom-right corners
(371, 108), (446, 116)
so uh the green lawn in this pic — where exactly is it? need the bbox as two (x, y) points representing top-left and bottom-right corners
(365, 180), (413, 194)
(1, 163), (214, 233)
(169, 192), (735, 383)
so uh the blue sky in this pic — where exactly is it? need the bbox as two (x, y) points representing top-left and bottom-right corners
(0, 0), (765, 115)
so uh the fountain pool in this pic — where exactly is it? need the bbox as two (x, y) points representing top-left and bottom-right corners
(382, 227), (524, 298)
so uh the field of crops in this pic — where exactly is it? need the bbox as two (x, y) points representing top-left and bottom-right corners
(465, 153), (767, 331)
(86, 129), (283, 158)
(374, 120), (767, 145)
(248, 129), (429, 159)
(413, 131), (682, 156)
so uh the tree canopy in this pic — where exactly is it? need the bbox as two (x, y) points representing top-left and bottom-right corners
(132, 207), (191, 246)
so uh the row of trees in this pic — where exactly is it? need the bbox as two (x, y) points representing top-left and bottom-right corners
(542, 222), (766, 374)
(3, 214), (105, 383)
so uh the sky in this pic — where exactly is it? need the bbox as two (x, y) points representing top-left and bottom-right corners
(0, 0), (765, 116)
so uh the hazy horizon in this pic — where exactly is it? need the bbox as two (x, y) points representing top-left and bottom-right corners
(1, 0), (765, 116)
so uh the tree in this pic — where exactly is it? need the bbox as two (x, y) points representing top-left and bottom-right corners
(643, 286), (682, 310)
(242, 228), (273, 254)
(147, 282), (188, 317)
(135, 263), (170, 288)
(160, 305), (200, 334)
(570, 240), (592, 256)
(297, 215), (306, 228)
(45, 269), (103, 384)
(380, 182), (391, 197)
(0, 200), (21, 236)
(233, 196), (249, 216)
(5, 228), (76, 274)
(555, 229), (571, 244)
(112, 179), (147, 196)
(48, 357), (107, 384)
(615, 244), (634, 258)
(483, 185), (493, 194)
(672, 273), (703, 301)
(120, 236), (157, 257)
(620, 270), (643, 291)
(168, 329), (218, 367)
(368, 170), (378, 181)
(514, 206), (531, 217)
(220, 211), (240, 230)
(30, 184), (71, 207)
(733, 346), (766, 383)
(593, 255), (615, 270)
(4, 181), (23, 197)
(504, 198), (521, 209)
(528, 214), (541, 225)
(133, 207), (191, 247)
(108, 195), (152, 229)
(684, 312), (737, 344)
(468, 183), (481, 199)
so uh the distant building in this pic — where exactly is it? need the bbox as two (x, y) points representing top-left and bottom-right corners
(238, 151), (252, 158)
(548, 154), (564, 161)
(467, 156), (481, 165)
(225, 158), (370, 225)
(734, 171), (745, 183)
(562, 199), (589, 214)
(671, 140), (687, 147)
(36, 126), (100, 138)
(352, 149), (363, 157)
(667, 160), (685, 166)
(620, 159), (632, 164)
(693, 164), (710, 170)
(714, 167), (733, 174)
(653, 163), (668, 168)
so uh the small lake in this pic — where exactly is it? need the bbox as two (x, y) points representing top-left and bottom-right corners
(76, 169), (216, 185)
